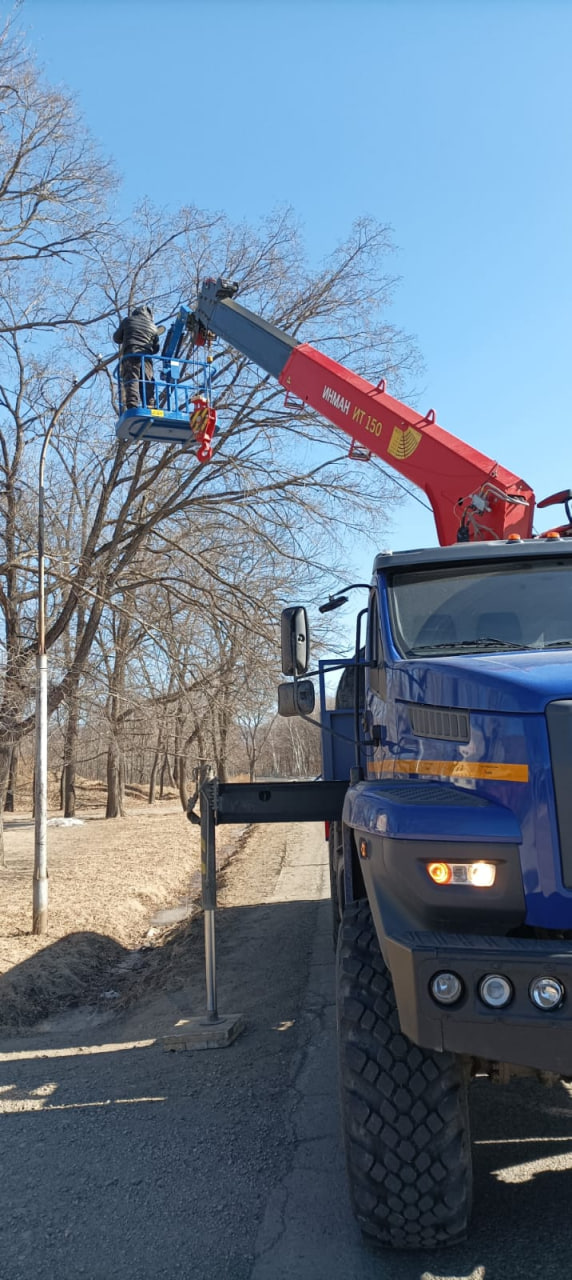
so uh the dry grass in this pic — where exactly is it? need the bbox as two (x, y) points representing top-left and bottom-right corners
(8, 768), (180, 813)
(0, 783), (241, 1030)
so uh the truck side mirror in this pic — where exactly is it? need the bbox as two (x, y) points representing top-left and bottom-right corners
(281, 606), (310, 676)
(277, 680), (315, 718)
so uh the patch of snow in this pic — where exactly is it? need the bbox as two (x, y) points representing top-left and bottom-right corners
(47, 817), (84, 827)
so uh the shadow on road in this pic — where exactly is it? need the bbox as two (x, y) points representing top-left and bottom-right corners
(0, 930), (128, 1033)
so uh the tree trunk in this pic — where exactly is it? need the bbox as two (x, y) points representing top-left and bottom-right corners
(159, 750), (175, 798)
(105, 590), (134, 819)
(106, 736), (125, 818)
(173, 704), (185, 786)
(62, 686), (80, 817)
(0, 743), (12, 865)
(63, 762), (77, 818)
(177, 753), (187, 811)
(213, 694), (232, 784)
(4, 744), (18, 812)
(148, 750), (160, 804)
(148, 728), (163, 804)
(215, 729), (228, 784)
(177, 724), (206, 812)
(159, 751), (168, 799)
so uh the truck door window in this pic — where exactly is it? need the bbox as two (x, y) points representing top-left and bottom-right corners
(368, 592), (386, 696)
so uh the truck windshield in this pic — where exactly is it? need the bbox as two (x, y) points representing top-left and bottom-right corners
(387, 558), (572, 657)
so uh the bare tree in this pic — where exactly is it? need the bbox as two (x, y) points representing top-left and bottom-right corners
(237, 696), (276, 783)
(0, 19), (421, 850)
(261, 715), (322, 780)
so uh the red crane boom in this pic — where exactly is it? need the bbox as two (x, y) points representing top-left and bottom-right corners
(190, 278), (535, 546)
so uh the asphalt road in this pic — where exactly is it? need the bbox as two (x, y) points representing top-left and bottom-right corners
(2, 825), (572, 1279)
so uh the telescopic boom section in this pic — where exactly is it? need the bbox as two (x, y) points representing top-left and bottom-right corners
(193, 279), (534, 546)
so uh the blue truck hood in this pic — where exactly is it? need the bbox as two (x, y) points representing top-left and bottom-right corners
(392, 650), (572, 714)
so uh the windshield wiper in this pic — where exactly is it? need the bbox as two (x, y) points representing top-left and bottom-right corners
(407, 636), (533, 655)
(542, 639), (572, 649)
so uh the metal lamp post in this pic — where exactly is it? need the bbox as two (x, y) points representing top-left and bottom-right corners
(32, 424), (54, 935)
(31, 354), (112, 935)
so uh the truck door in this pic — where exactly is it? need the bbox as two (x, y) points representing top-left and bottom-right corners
(365, 589), (387, 774)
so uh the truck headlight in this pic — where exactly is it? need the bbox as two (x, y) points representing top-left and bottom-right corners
(467, 862), (496, 887)
(426, 860), (496, 887)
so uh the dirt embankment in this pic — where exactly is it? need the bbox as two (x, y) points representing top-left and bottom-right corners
(0, 790), (243, 1031)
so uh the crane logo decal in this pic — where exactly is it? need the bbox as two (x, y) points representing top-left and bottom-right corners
(322, 385), (351, 415)
(387, 426), (422, 460)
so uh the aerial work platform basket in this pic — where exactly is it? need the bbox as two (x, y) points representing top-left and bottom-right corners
(114, 351), (216, 460)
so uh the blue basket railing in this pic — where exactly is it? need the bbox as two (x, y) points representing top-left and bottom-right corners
(115, 352), (210, 417)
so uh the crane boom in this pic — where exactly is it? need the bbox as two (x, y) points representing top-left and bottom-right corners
(191, 278), (534, 546)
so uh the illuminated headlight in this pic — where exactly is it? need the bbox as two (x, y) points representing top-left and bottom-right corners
(479, 974), (513, 1008)
(426, 860), (496, 887)
(529, 977), (565, 1011)
(467, 862), (496, 887)
(430, 972), (463, 1005)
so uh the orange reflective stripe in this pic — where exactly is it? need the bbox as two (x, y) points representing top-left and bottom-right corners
(368, 759), (529, 783)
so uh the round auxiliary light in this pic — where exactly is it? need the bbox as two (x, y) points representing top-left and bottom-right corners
(427, 861), (452, 885)
(529, 976), (565, 1010)
(430, 972), (463, 1005)
(479, 974), (513, 1008)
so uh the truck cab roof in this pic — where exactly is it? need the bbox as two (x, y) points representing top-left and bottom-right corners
(373, 538), (572, 576)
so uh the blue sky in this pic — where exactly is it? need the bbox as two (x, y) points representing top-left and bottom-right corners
(22, 0), (572, 573)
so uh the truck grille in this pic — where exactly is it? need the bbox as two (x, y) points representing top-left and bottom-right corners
(546, 700), (572, 888)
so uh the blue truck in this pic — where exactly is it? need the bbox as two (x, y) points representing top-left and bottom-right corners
(118, 278), (572, 1249)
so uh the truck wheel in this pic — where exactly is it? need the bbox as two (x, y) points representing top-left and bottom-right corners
(337, 899), (472, 1249)
(328, 821), (344, 948)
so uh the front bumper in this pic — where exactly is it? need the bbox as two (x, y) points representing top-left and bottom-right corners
(383, 926), (572, 1074)
(345, 779), (572, 1071)
(346, 779), (572, 1071)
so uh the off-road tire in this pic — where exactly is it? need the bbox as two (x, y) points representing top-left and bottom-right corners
(337, 899), (472, 1249)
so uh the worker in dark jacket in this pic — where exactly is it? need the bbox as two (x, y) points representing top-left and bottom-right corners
(113, 305), (161, 410)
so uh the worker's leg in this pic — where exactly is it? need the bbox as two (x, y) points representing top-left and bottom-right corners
(142, 358), (156, 408)
(122, 357), (140, 409)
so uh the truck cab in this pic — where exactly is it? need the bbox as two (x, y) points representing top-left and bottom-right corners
(324, 538), (572, 1048)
